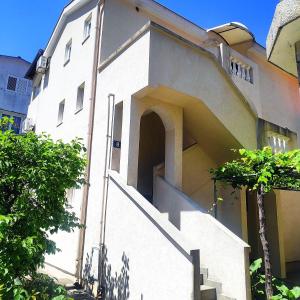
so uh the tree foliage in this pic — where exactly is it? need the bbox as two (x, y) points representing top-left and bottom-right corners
(212, 147), (300, 192)
(0, 118), (86, 299)
(211, 147), (300, 299)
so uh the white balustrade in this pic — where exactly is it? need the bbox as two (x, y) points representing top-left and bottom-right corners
(230, 56), (253, 83)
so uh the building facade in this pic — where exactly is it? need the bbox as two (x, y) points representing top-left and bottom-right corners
(0, 55), (32, 133)
(26, 0), (300, 299)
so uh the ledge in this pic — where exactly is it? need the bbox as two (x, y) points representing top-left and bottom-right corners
(82, 35), (90, 45)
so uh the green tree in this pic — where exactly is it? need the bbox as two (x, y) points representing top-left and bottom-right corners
(211, 147), (300, 299)
(0, 118), (86, 299)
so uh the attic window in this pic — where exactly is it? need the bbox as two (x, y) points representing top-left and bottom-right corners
(7, 76), (17, 91)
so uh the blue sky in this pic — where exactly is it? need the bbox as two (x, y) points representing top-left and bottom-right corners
(0, 1), (278, 63)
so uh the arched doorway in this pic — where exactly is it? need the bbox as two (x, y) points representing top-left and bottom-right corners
(137, 111), (165, 202)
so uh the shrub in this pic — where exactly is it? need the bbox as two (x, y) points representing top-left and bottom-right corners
(0, 117), (86, 299)
(250, 258), (300, 300)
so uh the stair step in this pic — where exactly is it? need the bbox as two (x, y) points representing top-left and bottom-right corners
(204, 278), (222, 294)
(200, 285), (217, 300)
(218, 295), (236, 300)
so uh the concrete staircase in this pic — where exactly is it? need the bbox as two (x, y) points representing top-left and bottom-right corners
(200, 267), (236, 300)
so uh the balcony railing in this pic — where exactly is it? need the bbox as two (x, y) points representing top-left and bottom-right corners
(230, 56), (253, 83)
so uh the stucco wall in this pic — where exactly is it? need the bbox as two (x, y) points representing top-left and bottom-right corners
(153, 176), (251, 300)
(83, 31), (151, 271)
(27, 0), (99, 275)
(280, 191), (300, 263)
(182, 145), (216, 212)
(239, 46), (300, 142)
(103, 173), (195, 299)
(100, 0), (149, 62)
(148, 28), (257, 150)
(182, 144), (244, 238)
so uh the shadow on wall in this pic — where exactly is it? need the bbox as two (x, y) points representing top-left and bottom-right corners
(83, 246), (130, 300)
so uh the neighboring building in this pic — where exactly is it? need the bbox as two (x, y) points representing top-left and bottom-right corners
(0, 55), (32, 133)
(267, 0), (300, 83)
(26, 1), (300, 299)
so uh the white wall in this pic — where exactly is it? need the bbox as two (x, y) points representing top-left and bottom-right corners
(104, 172), (195, 300)
(83, 31), (151, 274)
(100, 0), (149, 62)
(148, 28), (257, 150)
(153, 176), (251, 300)
(27, 0), (99, 275)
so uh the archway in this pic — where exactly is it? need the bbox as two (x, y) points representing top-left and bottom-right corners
(137, 111), (165, 202)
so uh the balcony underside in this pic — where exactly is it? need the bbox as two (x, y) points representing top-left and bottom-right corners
(267, 0), (300, 76)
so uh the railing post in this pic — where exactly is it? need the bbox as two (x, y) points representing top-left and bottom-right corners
(190, 249), (201, 300)
(213, 179), (218, 219)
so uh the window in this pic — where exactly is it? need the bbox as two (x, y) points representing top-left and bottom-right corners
(83, 15), (92, 41)
(7, 76), (17, 91)
(64, 40), (72, 65)
(7, 76), (29, 94)
(76, 82), (85, 112)
(0, 113), (22, 134)
(57, 100), (65, 125)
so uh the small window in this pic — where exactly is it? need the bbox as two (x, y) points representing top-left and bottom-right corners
(83, 15), (92, 41)
(0, 113), (22, 134)
(57, 100), (65, 125)
(7, 76), (17, 91)
(76, 83), (85, 113)
(64, 40), (72, 65)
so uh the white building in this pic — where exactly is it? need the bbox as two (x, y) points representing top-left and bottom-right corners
(26, 0), (300, 299)
(0, 55), (32, 133)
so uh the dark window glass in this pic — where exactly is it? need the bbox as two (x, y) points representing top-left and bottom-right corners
(7, 76), (17, 91)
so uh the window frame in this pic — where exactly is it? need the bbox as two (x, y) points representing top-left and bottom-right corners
(83, 14), (92, 43)
(0, 111), (23, 134)
(75, 82), (85, 113)
(57, 99), (65, 126)
(64, 40), (72, 65)
(6, 75), (18, 92)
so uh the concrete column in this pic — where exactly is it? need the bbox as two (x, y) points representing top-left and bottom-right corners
(120, 98), (141, 188)
(164, 106), (183, 190)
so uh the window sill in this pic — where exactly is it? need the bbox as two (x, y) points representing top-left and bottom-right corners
(57, 121), (63, 127)
(63, 59), (70, 67)
(82, 35), (90, 45)
(75, 107), (83, 115)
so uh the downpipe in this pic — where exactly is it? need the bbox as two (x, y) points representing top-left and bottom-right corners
(97, 93), (115, 299)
